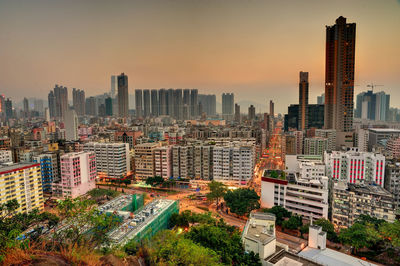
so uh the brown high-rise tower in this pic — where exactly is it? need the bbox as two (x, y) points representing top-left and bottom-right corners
(324, 16), (356, 132)
(299, 71), (309, 131)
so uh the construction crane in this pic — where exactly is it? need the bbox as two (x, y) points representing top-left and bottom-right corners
(367, 83), (384, 92)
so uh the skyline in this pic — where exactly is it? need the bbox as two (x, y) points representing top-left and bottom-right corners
(1, 0), (400, 113)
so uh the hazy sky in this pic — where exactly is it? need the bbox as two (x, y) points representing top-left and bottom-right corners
(0, 0), (399, 113)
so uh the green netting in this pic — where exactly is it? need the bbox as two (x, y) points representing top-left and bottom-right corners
(120, 194), (144, 212)
(131, 200), (179, 243)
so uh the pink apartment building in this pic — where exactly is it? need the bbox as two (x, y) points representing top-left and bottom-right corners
(53, 151), (97, 198)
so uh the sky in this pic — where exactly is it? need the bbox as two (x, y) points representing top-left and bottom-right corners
(0, 0), (399, 113)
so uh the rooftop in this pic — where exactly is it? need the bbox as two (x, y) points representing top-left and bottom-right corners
(267, 249), (321, 266)
(244, 224), (275, 245)
(369, 128), (400, 133)
(0, 163), (39, 174)
(299, 247), (377, 266)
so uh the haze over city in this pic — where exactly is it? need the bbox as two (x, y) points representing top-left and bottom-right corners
(1, 0), (400, 113)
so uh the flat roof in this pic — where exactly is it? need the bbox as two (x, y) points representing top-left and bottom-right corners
(0, 163), (40, 174)
(244, 224), (275, 245)
(299, 247), (378, 266)
(369, 128), (400, 133)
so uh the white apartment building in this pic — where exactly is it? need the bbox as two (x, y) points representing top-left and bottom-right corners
(261, 170), (329, 220)
(357, 128), (369, 152)
(324, 149), (385, 187)
(213, 144), (255, 183)
(315, 129), (336, 151)
(304, 137), (328, 156)
(134, 142), (161, 179)
(0, 150), (12, 164)
(84, 142), (130, 178)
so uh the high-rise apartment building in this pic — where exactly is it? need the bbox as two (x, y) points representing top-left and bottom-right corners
(355, 90), (390, 121)
(142, 89), (150, 118)
(85, 97), (97, 116)
(248, 105), (256, 121)
(117, 73), (129, 118)
(269, 100), (274, 117)
(158, 89), (167, 116)
(111, 75), (117, 99)
(299, 71), (309, 130)
(48, 91), (56, 119)
(151, 89), (158, 117)
(135, 89), (143, 118)
(315, 129), (336, 151)
(65, 108), (78, 141)
(84, 142), (130, 178)
(0, 163), (44, 215)
(222, 93), (234, 118)
(134, 142), (161, 179)
(154, 146), (172, 179)
(324, 16), (356, 132)
(54, 151), (96, 198)
(33, 153), (60, 194)
(304, 137), (328, 156)
(5, 98), (12, 120)
(317, 93), (325, 105)
(198, 94), (217, 117)
(235, 103), (241, 123)
(72, 88), (85, 116)
(190, 89), (198, 118)
(53, 85), (68, 120)
(23, 97), (29, 118)
(105, 97), (113, 116)
(174, 89), (183, 120)
(384, 161), (400, 211)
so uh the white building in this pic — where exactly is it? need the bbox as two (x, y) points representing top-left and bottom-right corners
(304, 137), (328, 156)
(84, 142), (130, 178)
(357, 128), (369, 152)
(324, 149), (385, 187)
(213, 144), (255, 183)
(261, 170), (329, 220)
(0, 150), (12, 164)
(65, 108), (78, 141)
(315, 129), (336, 151)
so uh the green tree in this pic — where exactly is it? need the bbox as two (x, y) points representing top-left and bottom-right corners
(0, 199), (20, 219)
(224, 188), (260, 216)
(186, 224), (260, 265)
(379, 220), (400, 248)
(339, 223), (382, 254)
(147, 230), (222, 265)
(145, 176), (164, 187)
(122, 178), (131, 187)
(262, 206), (291, 226)
(53, 198), (120, 248)
(314, 219), (338, 242)
(206, 181), (227, 206)
(356, 214), (385, 229)
(282, 215), (302, 231)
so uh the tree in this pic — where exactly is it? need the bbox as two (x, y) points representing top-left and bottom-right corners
(147, 230), (222, 265)
(282, 215), (302, 231)
(0, 199), (19, 220)
(145, 176), (164, 187)
(379, 220), (400, 248)
(339, 222), (382, 254)
(224, 188), (260, 216)
(186, 224), (260, 265)
(122, 179), (131, 187)
(53, 198), (120, 248)
(314, 218), (338, 242)
(206, 181), (227, 206)
(356, 214), (385, 229)
(263, 206), (291, 226)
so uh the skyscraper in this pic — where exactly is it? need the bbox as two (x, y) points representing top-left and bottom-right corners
(5, 98), (12, 120)
(222, 93), (234, 118)
(269, 100), (274, 117)
(151, 89), (159, 117)
(143, 89), (150, 118)
(324, 16), (356, 132)
(167, 89), (174, 116)
(198, 94), (217, 117)
(135, 89), (143, 118)
(72, 88), (85, 116)
(48, 91), (56, 119)
(53, 85), (68, 120)
(235, 103), (241, 123)
(174, 89), (183, 120)
(105, 97), (113, 116)
(65, 108), (78, 141)
(117, 73), (129, 118)
(23, 97), (29, 118)
(298, 71), (309, 130)
(159, 89), (167, 115)
(190, 89), (198, 118)
(248, 105), (255, 121)
(110, 75), (117, 99)
(317, 93), (325, 105)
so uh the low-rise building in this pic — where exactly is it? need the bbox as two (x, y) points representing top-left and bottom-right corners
(0, 150), (12, 164)
(332, 181), (395, 228)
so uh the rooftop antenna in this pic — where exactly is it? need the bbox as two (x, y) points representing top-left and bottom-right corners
(367, 83), (383, 92)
